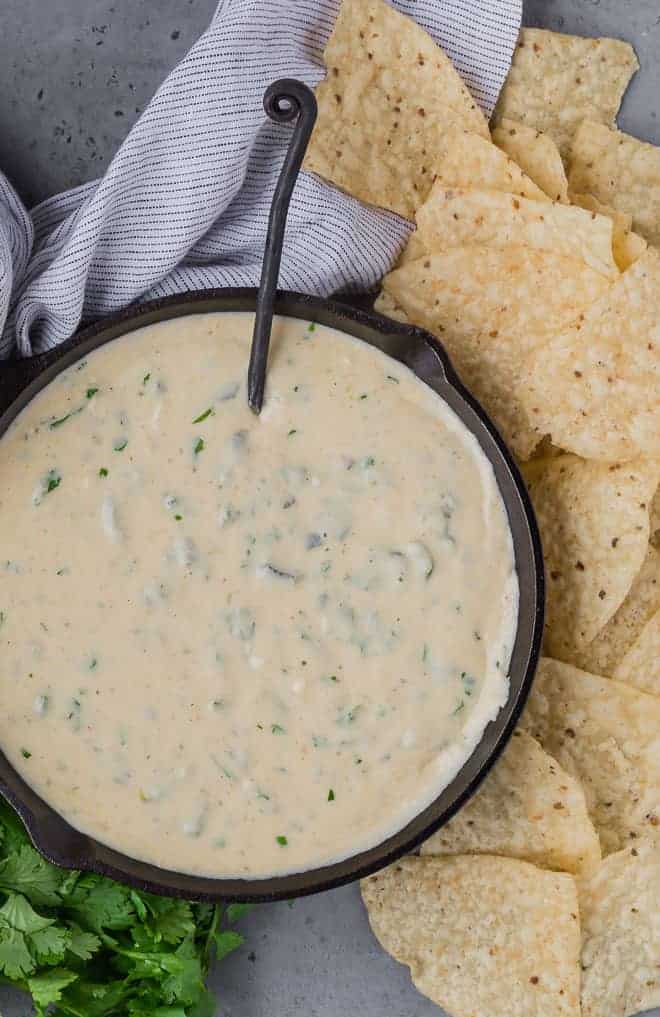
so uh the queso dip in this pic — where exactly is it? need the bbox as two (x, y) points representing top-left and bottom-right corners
(0, 313), (518, 878)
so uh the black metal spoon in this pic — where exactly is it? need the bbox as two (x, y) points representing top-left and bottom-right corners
(247, 79), (318, 414)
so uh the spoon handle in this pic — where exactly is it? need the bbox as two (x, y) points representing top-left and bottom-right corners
(248, 79), (318, 414)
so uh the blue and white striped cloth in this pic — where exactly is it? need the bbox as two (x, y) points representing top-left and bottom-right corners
(0, 0), (521, 359)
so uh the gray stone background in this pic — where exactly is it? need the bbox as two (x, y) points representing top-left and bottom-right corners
(0, 1), (658, 1015)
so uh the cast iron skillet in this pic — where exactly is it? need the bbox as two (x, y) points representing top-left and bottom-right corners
(0, 288), (544, 902)
(0, 83), (544, 903)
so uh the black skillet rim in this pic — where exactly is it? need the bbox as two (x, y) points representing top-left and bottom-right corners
(0, 289), (545, 902)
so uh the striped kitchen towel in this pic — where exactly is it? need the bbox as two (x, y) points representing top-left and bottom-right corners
(0, 0), (521, 359)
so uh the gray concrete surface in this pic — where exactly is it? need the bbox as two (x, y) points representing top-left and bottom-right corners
(0, 0), (217, 207)
(0, 2), (658, 1015)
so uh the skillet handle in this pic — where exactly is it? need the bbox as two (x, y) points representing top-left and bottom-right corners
(0, 351), (60, 413)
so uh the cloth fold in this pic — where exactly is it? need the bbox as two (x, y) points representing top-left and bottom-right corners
(0, 0), (521, 359)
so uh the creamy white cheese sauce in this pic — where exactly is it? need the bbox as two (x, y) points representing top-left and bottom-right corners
(0, 313), (518, 877)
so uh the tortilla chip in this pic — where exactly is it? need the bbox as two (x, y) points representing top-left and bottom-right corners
(571, 192), (632, 232)
(522, 455), (657, 659)
(400, 185), (617, 277)
(580, 840), (660, 1017)
(569, 191), (647, 271)
(573, 545), (660, 677)
(431, 126), (549, 201)
(520, 247), (660, 462)
(614, 609), (660, 697)
(568, 121), (660, 246)
(361, 855), (581, 1017)
(382, 249), (610, 459)
(494, 29), (638, 158)
(492, 118), (569, 203)
(529, 436), (564, 460)
(420, 729), (600, 875)
(373, 289), (410, 324)
(304, 0), (488, 218)
(612, 230), (649, 273)
(520, 657), (660, 854)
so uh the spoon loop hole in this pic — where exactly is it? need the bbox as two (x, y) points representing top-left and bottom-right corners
(263, 79), (314, 126)
(267, 93), (299, 123)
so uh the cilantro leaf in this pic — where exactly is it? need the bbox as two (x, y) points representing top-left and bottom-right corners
(30, 923), (69, 965)
(63, 874), (135, 933)
(0, 842), (64, 906)
(112, 937), (205, 1007)
(161, 935), (207, 1005)
(27, 967), (79, 1012)
(213, 929), (244, 962)
(0, 891), (56, 934)
(0, 893), (68, 976)
(0, 800), (32, 855)
(66, 922), (101, 961)
(52, 976), (132, 1017)
(139, 893), (196, 945)
(0, 925), (36, 978)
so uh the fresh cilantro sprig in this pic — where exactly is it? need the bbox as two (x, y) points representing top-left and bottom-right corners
(0, 800), (251, 1015)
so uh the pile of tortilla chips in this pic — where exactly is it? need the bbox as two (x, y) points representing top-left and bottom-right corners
(305, 4), (660, 1017)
